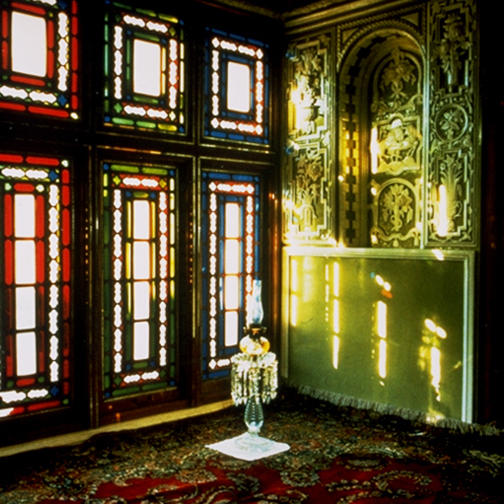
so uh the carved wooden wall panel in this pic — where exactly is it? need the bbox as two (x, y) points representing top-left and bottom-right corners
(369, 46), (423, 247)
(282, 0), (479, 250)
(427, 0), (478, 246)
(337, 16), (423, 247)
(283, 32), (335, 243)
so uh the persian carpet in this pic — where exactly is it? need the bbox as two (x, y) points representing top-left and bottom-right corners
(0, 392), (503, 503)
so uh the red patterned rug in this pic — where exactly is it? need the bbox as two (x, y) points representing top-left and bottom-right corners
(0, 391), (502, 503)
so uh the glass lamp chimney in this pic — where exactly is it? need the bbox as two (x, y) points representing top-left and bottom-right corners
(247, 279), (264, 327)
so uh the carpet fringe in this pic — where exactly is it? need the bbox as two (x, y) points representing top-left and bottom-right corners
(292, 384), (502, 436)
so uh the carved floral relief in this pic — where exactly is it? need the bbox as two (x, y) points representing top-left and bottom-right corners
(428, 0), (477, 245)
(283, 34), (333, 242)
(369, 46), (423, 247)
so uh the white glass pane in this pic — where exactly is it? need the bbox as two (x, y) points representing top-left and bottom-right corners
(133, 39), (161, 96)
(11, 12), (47, 77)
(16, 286), (36, 330)
(227, 61), (250, 112)
(224, 275), (239, 310)
(225, 311), (238, 347)
(224, 239), (240, 274)
(14, 194), (35, 238)
(225, 202), (240, 238)
(15, 241), (36, 285)
(133, 281), (150, 320)
(133, 200), (150, 240)
(16, 331), (37, 376)
(133, 242), (150, 279)
(133, 321), (149, 361)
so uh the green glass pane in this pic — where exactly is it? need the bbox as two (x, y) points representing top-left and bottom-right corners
(110, 164), (140, 173)
(136, 121), (156, 129)
(136, 8), (157, 17)
(112, 386), (140, 397)
(133, 361), (149, 369)
(112, 117), (134, 126)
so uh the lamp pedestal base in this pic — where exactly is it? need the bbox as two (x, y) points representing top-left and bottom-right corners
(206, 432), (290, 461)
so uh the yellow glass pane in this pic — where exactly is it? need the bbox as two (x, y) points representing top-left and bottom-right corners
(14, 194), (35, 238)
(16, 331), (37, 376)
(133, 200), (150, 240)
(15, 241), (36, 285)
(133, 39), (161, 97)
(227, 61), (250, 113)
(11, 12), (47, 77)
(133, 321), (150, 361)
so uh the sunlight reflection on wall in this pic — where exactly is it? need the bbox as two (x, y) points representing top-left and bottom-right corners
(284, 250), (473, 422)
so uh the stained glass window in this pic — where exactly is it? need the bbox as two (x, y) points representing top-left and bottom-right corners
(201, 171), (262, 379)
(103, 1), (185, 133)
(0, 152), (72, 418)
(204, 28), (269, 145)
(102, 162), (177, 399)
(0, 0), (79, 119)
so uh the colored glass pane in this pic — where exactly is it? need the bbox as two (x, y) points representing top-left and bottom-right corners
(204, 29), (269, 145)
(201, 171), (262, 379)
(104, 1), (185, 134)
(0, 153), (72, 418)
(102, 162), (177, 399)
(0, 0), (79, 119)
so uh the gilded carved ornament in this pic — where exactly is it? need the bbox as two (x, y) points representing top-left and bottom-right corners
(283, 34), (333, 242)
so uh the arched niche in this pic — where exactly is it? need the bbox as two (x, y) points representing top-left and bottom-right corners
(338, 28), (424, 248)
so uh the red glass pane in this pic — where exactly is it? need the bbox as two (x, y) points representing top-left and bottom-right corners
(36, 240), (45, 282)
(13, 182), (34, 192)
(0, 154), (23, 163)
(36, 194), (45, 238)
(0, 102), (24, 111)
(71, 72), (78, 94)
(47, 19), (54, 49)
(62, 169), (70, 184)
(38, 329), (45, 373)
(1, 41), (7, 70)
(17, 377), (36, 387)
(63, 359), (70, 379)
(47, 49), (54, 79)
(26, 156), (59, 166)
(37, 285), (45, 325)
(62, 208), (70, 246)
(62, 248), (70, 282)
(63, 322), (70, 357)
(11, 2), (45, 15)
(11, 75), (46, 87)
(63, 284), (70, 319)
(71, 15), (78, 36)
(27, 400), (60, 412)
(71, 37), (78, 71)
(61, 185), (70, 206)
(1, 10), (8, 38)
(4, 240), (13, 285)
(27, 106), (69, 118)
(4, 194), (13, 237)
(5, 333), (14, 377)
